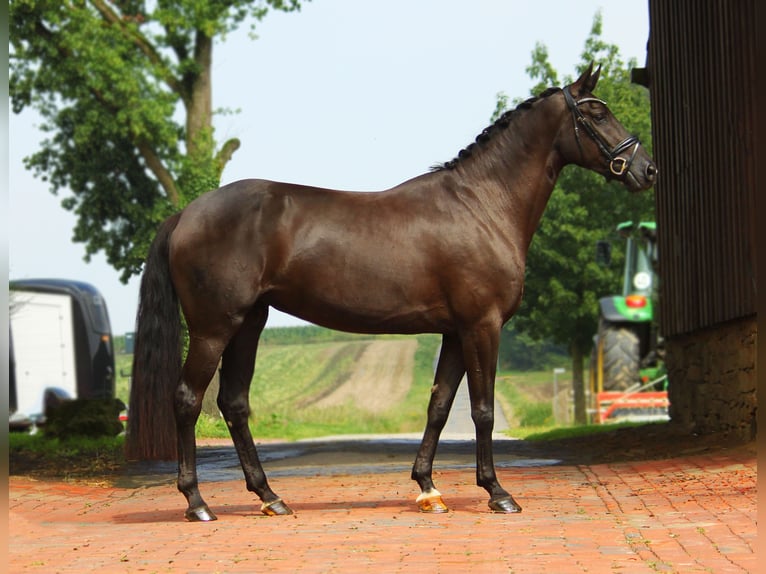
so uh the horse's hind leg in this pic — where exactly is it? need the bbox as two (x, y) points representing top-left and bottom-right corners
(217, 305), (293, 517)
(411, 334), (465, 512)
(176, 335), (226, 522)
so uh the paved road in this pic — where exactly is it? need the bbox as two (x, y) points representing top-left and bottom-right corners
(442, 376), (510, 438)
(9, 439), (756, 573)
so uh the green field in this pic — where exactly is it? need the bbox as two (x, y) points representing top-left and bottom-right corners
(116, 326), (564, 441)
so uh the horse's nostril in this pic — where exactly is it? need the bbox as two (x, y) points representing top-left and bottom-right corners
(646, 162), (658, 181)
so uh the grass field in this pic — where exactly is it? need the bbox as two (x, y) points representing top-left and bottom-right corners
(116, 331), (443, 441)
(115, 327), (568, 441)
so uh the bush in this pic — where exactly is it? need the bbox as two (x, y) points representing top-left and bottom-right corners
(43, 398), (125, 439)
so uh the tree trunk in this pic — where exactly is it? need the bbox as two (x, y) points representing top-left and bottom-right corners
(186, 31), (213, 157)
(571, 345), (587, 424)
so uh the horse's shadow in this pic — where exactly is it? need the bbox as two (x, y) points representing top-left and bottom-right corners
(112, 496), (483, 524)
(113, 508), (187, 524)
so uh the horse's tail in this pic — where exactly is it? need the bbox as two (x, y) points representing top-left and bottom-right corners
(125, 212), (183, 461)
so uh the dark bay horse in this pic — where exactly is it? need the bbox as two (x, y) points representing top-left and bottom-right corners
(126, 64), (657, 521)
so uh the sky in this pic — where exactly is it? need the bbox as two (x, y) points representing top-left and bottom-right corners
(8, 0), (650, 335)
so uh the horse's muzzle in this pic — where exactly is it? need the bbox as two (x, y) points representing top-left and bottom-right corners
(623, 151), (657, 192)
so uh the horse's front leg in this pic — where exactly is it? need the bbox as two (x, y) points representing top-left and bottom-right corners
(411, 334), (464, 513)
(462, 322), (522, 513)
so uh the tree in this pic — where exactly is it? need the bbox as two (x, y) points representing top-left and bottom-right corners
(496, 13), (655, 423)
(10, 0), (305, 283)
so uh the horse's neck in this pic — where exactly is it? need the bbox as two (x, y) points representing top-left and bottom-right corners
(462, 98), (566, 249)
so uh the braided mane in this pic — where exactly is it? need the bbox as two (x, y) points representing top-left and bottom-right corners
(433, 86), (562, 171)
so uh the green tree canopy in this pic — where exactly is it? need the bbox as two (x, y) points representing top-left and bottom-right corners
(497, 12), (655, 421)
(10, 0), (305, 282)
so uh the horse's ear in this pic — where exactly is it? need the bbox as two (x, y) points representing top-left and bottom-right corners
(571, 62), (601, 95)
(587, 64), (602, 92)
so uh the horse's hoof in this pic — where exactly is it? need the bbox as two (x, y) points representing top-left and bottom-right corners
(185, 505), (218, 522)
(261, 498), (294, 516)
(488, 495), (522, 514)
(416, 489), (449, 513)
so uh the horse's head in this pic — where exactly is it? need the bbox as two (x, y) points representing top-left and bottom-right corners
(557, 63), (657, 192)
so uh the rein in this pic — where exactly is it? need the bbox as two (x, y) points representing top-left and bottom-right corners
(563, 86), (640, 179)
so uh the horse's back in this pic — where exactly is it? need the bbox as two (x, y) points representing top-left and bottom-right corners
(168, 178), (451, 331)
(168, 174), (524, 335)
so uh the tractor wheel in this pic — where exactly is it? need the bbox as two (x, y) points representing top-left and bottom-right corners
(599, 320), (640, 391)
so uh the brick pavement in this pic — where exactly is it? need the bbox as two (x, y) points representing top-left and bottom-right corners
(9, 444), (756, 573)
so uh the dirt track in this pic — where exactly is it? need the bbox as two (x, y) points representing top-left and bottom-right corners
(310, 339), (418, 414)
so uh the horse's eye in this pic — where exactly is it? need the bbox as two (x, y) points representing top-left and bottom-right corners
(593, 112), (608, 124)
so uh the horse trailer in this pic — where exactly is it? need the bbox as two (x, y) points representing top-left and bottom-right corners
(9, 279), (116, 430)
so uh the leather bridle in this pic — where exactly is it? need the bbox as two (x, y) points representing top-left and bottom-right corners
(563, 86), (640, 179)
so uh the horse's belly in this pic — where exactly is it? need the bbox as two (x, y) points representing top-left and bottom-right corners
(266, 289), (451, 335)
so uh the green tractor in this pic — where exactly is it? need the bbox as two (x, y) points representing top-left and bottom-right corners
(590, 221), (668, 421)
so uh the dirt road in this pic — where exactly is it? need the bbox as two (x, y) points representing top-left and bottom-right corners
(311, 339), (418, 414)
(308, 339), (510, 436)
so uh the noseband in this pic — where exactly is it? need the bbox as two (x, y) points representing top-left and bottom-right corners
(563, 86), (640, 179)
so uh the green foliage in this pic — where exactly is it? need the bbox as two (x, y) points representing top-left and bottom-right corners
(10, 0), (306, 282)
(43, 398), (125, 439)
(10, 432), (125, 457)
(115, 352), (132, 405)
(9, 432), (126, 478)
(498, 323), (567, 371)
